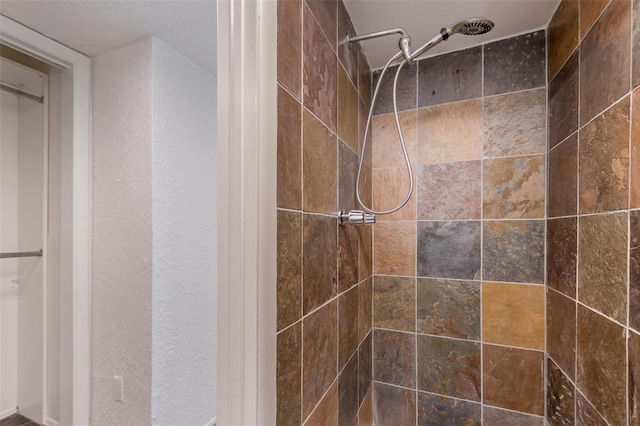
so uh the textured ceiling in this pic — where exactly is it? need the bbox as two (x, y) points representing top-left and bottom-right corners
(343, 0), (561, 69)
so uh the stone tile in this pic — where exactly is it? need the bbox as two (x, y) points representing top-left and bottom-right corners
(630, 330), (640, 425)
(483, 89), (547, 157)
(631, 211), (640, 331)
(417, 221), (481, 280)
(372, 110), (416, 168)
(634, 0), (640, 87)
(373, 221), (416, 276)
(372, 62), (417, 115)
(303, 109), (337, 213)
(483, 345), (544, 415)
(579, 0), (631, 125)
(277, 0), (302, 99)
(374, 275), (415, 332)
(482, 282), (545, 350)
(338, 221), (358, 294)
(337, 0), (357, 85)
(580, 0), (610, 38)
(338, 352), (358, 426)
(358, 160), (372, 211)
(358, 49), (371, 107)
(575, 393), (607, 426)
(548, 0), (579, 80)
(373, 382), (416, 426)
(484, 31), (546, 96)
(549, 51), (579, 149)
(338, 64), (359, 153)
(547, 358), (575, 426)
(357, 224), (372, 280)
(277, 210), (302, 331)
(417, 278), (480, 340)
(305, 0), (337, 51)
(303, 3), (337, 132)
(372, 167), (415, 221)
(417, 161), (481, 220)
(338, 286), (358, 370)
(373, 329), (415, 388)
(277, 86), (302, 209)
(547, 289), (577, 380)
(577, 305), (627, 426)
(306, 380), (338, 426)
(482, 220), (545, 284)
(358, 277), (372, 342)
(632, 88), (640, 208)
(417, 46), (482, 107)
(303, 301), (338, 419)
(358, 385), (373, 426)
(417, 99), (483, 164)
(277, 322), (302, 426)
(417, 335), (481, 401)
(548, 135), (578, 218)
(483, 407), (544, 425)
(483, 155), (545, 219)
(303, 214), (337, 314)
(578, 212), (628, 323)
(417, 392), (481, 426)
(358, 99), (372, 168)
(547, 217), (577, 297)
(358, 331), (372, 405)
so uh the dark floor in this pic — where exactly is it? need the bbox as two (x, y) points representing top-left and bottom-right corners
(0, 413), (39, 426)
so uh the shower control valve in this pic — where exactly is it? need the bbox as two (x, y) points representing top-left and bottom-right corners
(338, 209), (376, 226)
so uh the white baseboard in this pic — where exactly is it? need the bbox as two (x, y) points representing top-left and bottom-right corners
(46, 417), (61, 426)
(0, 407), (18, 420)
(204, 416), (216, 426)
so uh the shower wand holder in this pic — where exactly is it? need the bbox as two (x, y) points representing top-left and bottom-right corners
(339, 209), (376, 226)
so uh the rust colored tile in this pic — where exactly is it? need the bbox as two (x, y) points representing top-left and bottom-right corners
(305, 380), (338, 426)
(373, 221), (416, 276)
(578, 212), (628, 323)
(417, 392), (481, 425)
(372, 167), (415, 221)
(576, 393), (608, 426)
(303, 301), (338, 419)
(483, 89), (547, 158)
(634, 0), (640, 87)
(577, 305), (627, 425)
(337, 0), (357, 86)
(548, 0), (579, 80)
(374, 275), (415, 332)
(418, 221), (481, 280)
(373, 382), (416, 426)
(630, 330), (640, 425)
(417, 161), (481, 220)
(305, 0), (337, 51)
(483, 345), (544, 415)
(417, 335), (481, 401)
(338, 352), (358, 426)
(417, 99), (483, 164)
(358, 385), (373, 426)
(339, 141), (358, 212)
(338, 64), (359, 153)
(303, 214), (337, 314)
(358, 49), (371, 108)
(277, 0), (302, 99)
(483, 155), (545, 219)
(632, 88), (640, 208)
(358, 277), (372, 342)
(374, 329), (415, 388)
(547, 358), (576, 426)
(548, 135), (578, 218)
(303, 3), (337, 132)
(580, 0), (610, 38)
(417, 278), (480, 340)
(482, 282), (544, 350)
(277, 210), (302, 331)
(358, 99), (372, 168)
(631, 211), (640, 331)
(358, 160), (372, 210)
(372, 62), (417, 115)
(580, 0), (631, 125)
(277, 86), (302, 209)
(549, 51), (579, 149)
(357, 224), (372, 280)
(338, 286), (358, 369)
(372, 110), (416, 168)
(483, 406), (544, 425)
(358, 331), (372, 405)
(338, 224), (358, 294)
(547, 289), (577, 380)
(547, 217), (577, 297)
(277, 322), (302, 426)
(303, 109), (337, 213)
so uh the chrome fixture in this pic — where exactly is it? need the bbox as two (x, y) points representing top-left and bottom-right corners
(0, 249), (43, 259)
(338, 209), (376, 226)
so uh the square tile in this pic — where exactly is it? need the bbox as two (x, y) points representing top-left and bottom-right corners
(358, 49), (372, 107)
(372, 167), (416, 221)
(277, 86), (302, 209)
(631, 211), (640, 332)
(338, 286), (358, 369)
(373, 329), (415, 388)
(372, 62), (417, 115)
(547, 358), (576, 426)
(373, 221), (416, 276)
(358, 277), (372, 342)
(483, 406), (544, 425)
(303, 109), (337, 213)
(358, 386), (373, 426)
(548, 135), (578, 218)
(305, 380), (338, 425)
(358, 331), (372, 405)
(277, 0), (302, 99)
(373, 382), (416, 426)
(548, 0), (579, 80)
(372, 110), (416, 168)
(338, 352), (358, 426)
(575, 392), (608, 425)
(417, 392), (481, 425)
(305, 0), (337, 51)
(358, 224), (372, 280)
(547, 217), (577, 297)
(277, 210), (302, 331)
(337, 0), (358, 85)
(374, 275), (415, 332)
(303, 214), (337, 313)
(338, 221), (358, 293)
(549, 51), (578, 149)
(580, 0), (612, 38)
(277, 322), (302, 426)
(338, 64), (359, 153)
(547, 289), (577, 380)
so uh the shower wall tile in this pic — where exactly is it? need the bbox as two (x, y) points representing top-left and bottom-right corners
(372, 167), (416, 221)
(302, 214), (337, 314)
(373, 221), (416, 276)
(580, 0), (611, 39)
(483, 155), (545, 219)
(303, 109), (337, 213)
(632, 87), (640, 208)
(631, 211), (640, 332)
(629, 330), (640, 425)
(577, 305), (627, 426)
(338, 353), (359, 426)
(575, 393), (608, 426)
(372, 62), (417, 115)
(578, 212), (628, 323)
(547, 217), (577, 297)
(483, 31), (546, 96)
(482, 345), (544, 415)
(277, 87), (302, 209)
(417, 221), (481, 280)
(358, 387), (373, 426)
(337, 0), (358, 85)
(482, 282), (544, 350)
(482, 220), (545, 284)
(305, 380), (338, 426)
(277, 210), (302, 331)
(339, 127), (358, 212)
(483, 406), (544, 426)
(277, 0), (302, 99)
(338, 224), (358, 293)
(579, 0), (631, 126)
(373, 329), (416, 388)
(358, 99), (373, 167)
(548, 51), (579, 149)
(483, 88), (547, 157)
(372, 110), (416, 168)
(305, 0), (337, 52)
(417, 46), (482, 107)
(358, 277), (372, 342)
(338, 286), (359, 369)
(417, 161), (481, 220)
(547, 359), (576, 426)
(373, 275), (416, 332)
(277, 322), (302, 426)
(548, 0), (579, 80)
(358, 224), (372, 280)
(547, 289), (577, 380)
(417, 278), (480, 340)
(417, 392), (481, 426)
(417, 335), (481, 401)
(358, 49), (371, 107)
(358, 161), (372, 210)
(417, 99), (483, 164)
(548, 135), (578, 218)
(634, 0), (640, 88)
(303, 3), (337, 132)
(358, 331), (372, 404)
(338, 64), (359, 153)
(373, 382), (416, 426)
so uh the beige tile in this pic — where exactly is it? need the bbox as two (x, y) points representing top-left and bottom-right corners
(373, 221), (416, 276)
(372, 110), (416, 168)
(372, 167), (416, 221)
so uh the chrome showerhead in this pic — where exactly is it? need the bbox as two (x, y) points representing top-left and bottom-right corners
(452, 18), (495, 36)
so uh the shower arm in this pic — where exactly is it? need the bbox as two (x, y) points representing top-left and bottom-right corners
(349, 28), (412, 62)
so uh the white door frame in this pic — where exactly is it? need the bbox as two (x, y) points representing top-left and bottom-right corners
(0, 16), (91, 425)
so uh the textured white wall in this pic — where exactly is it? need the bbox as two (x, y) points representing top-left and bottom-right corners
(151, 39), (217, 426)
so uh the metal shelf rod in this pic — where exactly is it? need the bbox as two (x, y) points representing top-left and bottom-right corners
(0, 249), (43, 259)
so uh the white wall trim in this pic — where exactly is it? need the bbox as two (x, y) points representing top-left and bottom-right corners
(45, 416), (61, 426)
(0, 407), (18, 419)
(204, 416), (216, 426)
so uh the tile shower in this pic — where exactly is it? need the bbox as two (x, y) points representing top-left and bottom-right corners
(276, 0), (640, 425)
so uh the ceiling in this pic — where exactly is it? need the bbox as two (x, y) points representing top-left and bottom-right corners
(343, 0), (561, 69)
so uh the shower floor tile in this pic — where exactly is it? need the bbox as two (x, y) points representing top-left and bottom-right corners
(0, 413), (39, 426)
